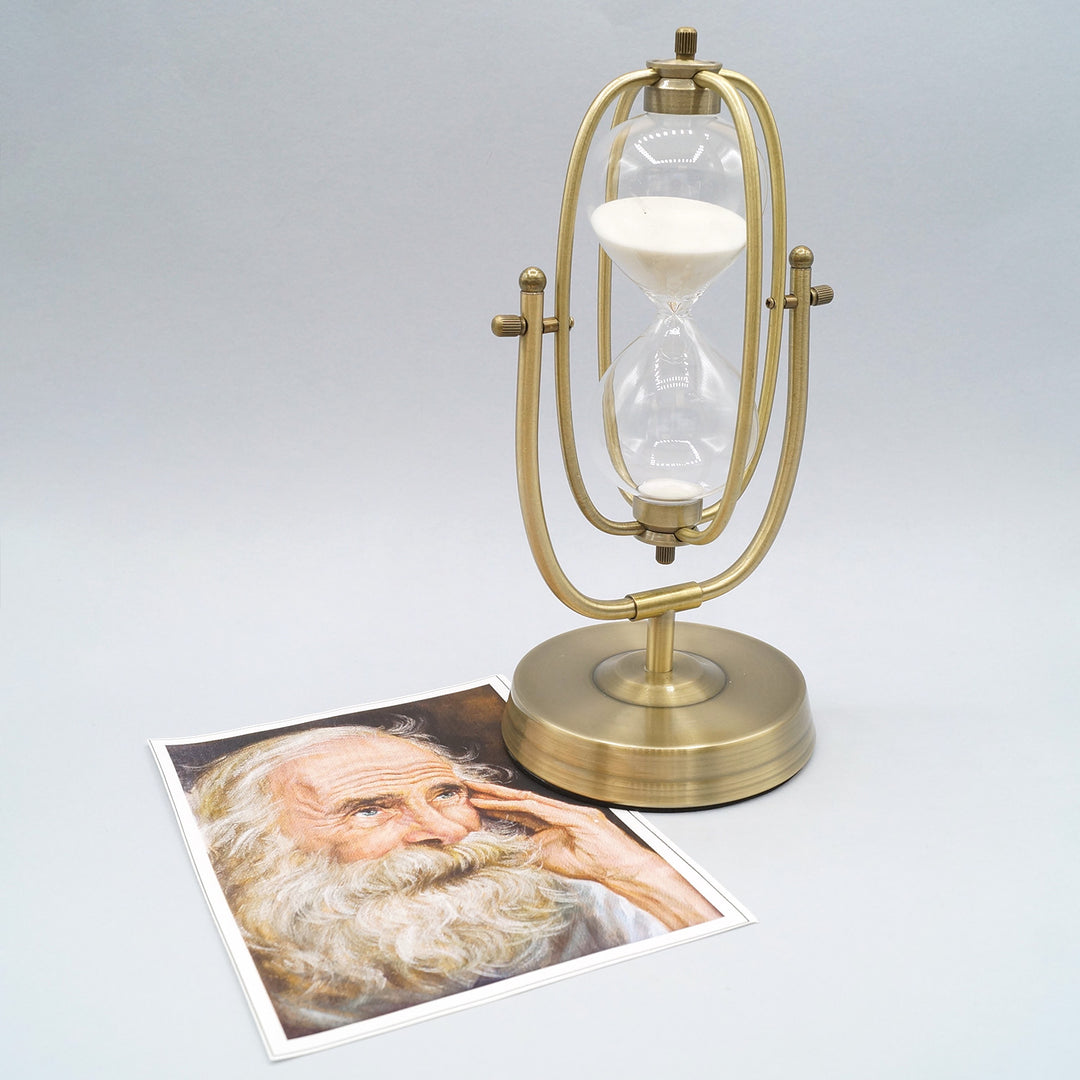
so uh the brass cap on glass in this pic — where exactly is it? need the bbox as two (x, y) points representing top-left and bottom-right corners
(645, 25), (722, 114)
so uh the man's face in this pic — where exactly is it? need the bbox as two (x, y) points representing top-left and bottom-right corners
(267, 735), (483, 863)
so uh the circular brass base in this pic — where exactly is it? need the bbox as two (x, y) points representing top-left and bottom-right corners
(503, 622), (814, 809)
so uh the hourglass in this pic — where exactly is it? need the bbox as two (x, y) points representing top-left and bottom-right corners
(491, 28), (833, 808)
(583, 99), (760, 557)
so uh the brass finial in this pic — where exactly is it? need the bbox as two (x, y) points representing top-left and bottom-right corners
(519, 266), (547, 293)
(674, 27), (697, 60)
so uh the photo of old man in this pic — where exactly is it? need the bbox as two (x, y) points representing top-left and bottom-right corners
(185, 707), (721, 1038)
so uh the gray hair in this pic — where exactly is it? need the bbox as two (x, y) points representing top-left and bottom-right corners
(190, 718), (504, 892)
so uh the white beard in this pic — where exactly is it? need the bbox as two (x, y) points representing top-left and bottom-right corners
(213, 827), (579, 1027)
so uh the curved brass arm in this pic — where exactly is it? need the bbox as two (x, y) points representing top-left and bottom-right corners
(512, 269), (637, 621)
(673, 69), (763, 546)
(701, 69), (788, 508)
(597, 83), (641, 382)
(553, 69), (657, 537)
(598, 84), (644, 505)
(696, 247), (816, 601)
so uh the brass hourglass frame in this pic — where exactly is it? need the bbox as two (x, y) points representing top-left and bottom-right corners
(492, 28), (833, 808)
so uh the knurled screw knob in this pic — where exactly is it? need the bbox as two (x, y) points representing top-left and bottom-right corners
(674, 27), (697, 60)
(491, 314), (527, 337)
(810, 285), (835, 306)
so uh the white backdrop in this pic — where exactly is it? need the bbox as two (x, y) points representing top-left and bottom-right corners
(2, 2), (1077, 1077)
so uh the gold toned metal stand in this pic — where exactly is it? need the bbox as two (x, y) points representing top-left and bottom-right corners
(492, 28), (833, 809)
(504, 623), (812, 808)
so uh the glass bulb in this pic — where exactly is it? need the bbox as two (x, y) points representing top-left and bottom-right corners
(583, 110), (765, 303)
(590, 305), (755, 504)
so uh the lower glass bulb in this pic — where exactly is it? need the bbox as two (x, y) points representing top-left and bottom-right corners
(591, 309), (755, 505)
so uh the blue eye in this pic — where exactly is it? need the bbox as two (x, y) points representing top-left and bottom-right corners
(352, 806), (382, 818)
(435, 787), (465, 801)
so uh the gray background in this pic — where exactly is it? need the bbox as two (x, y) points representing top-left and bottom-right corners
(2, 2), (1077, 1077)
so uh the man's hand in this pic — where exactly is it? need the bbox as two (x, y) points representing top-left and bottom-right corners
(466, 781), (720, 930)
(466, 781), (657, 882)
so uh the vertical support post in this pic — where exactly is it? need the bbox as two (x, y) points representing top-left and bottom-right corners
(788, 245), (814, 369)
(645, 610), (676, 674)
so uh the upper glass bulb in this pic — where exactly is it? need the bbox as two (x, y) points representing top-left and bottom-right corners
(584, 110), (762, 304)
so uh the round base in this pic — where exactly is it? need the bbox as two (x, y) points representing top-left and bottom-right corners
(503, 622), (814, 809)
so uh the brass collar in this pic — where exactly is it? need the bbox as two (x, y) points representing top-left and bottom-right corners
(644, 26), (723, 115)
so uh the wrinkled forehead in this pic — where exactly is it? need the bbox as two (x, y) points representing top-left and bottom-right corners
(268, 733), (463, 803)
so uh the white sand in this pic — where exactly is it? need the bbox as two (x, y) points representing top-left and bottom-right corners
(636, 477), (706, 502)
(590, 196), (747, 299)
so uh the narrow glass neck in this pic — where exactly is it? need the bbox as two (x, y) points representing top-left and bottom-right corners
(648, 295), (696, 317)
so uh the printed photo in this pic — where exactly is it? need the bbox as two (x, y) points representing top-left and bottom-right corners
(151, 679), (754, 1058)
